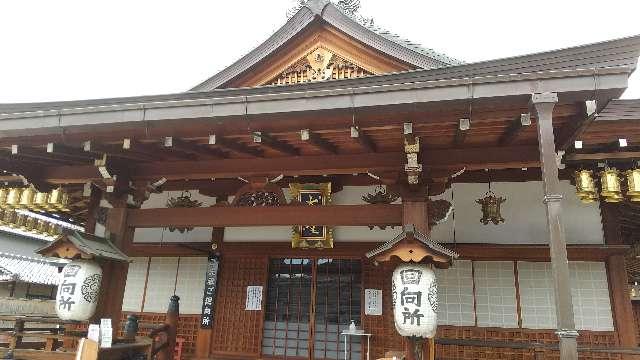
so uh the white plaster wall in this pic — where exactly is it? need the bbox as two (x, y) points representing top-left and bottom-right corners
(430, 181), (603, 244)
(132, 182), (603, 245)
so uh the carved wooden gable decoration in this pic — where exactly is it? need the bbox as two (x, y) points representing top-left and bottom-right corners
(269, 47), (374, 85)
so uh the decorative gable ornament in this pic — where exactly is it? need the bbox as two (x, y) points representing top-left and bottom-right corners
(392, 263), (438, 338)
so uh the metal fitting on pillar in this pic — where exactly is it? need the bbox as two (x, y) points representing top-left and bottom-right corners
(543, 194), (563, 204)
(555, 329), (579, 339)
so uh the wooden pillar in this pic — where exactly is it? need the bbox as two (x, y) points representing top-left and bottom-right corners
(84, 185), (102, 235)
(400, 186), (430, 360)
(93, 205), (131, 332)
(601, 203), (638, 348)
(531, 93), (578, 360)
(194, 226), (224, 359)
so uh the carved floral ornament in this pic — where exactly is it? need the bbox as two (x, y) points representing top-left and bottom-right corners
(270, 47), (373, 85)
(166, 191), (202, 233)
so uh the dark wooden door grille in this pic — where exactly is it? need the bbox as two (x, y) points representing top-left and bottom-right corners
(262, 258), (362, 360)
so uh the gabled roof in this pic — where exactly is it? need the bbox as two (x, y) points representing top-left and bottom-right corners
(190, 0), (460, 91)
(36, 231), (129, 262)
(1, 34), (637, 116)
(366, 224), (458, 266)
(0, 252), (64, 285)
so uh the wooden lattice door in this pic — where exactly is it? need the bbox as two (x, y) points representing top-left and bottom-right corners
(262, 258), (362, 360)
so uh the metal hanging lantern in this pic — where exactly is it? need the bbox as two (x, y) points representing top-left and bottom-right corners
(574, 170), (598, 203)
(0, 188), (8, 207)
(476, 173), (506, 225)
(166, 191), (202, 233)
(18, 186), (36, 209)
(33, 192), (50, 210)
(600, 168), (623, 203)
(48, 187), (70, 212)
(2, 209), (16, 226)
(6, 188), (22, 208)
(625, 168), (640, 202)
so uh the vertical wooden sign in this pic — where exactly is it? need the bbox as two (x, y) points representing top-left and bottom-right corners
(200, 254), (220, 328)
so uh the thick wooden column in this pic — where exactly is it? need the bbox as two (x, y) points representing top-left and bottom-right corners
(531, 93), (578, 360)
(194, 227), (224, 359)
(93, 203), (131, 332)
(400, 186), (430, 360)
(601, 203), (638, 348)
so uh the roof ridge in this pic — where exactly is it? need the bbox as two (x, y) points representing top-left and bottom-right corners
(0, 252), (66, 265)
(329, 3), (462, 66)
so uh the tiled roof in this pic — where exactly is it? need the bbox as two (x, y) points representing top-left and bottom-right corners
(0, 252), (64, 285)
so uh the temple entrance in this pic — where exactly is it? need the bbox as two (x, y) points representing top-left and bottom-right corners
(261, 258), (362, 360)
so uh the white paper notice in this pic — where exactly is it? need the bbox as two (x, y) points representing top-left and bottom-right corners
(245, 286), (263, 311)
(365, 289), (382, 315)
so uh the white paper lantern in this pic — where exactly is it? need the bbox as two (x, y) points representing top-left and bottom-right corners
(392, 263), (438, 338)
(56, 259), (103, 321)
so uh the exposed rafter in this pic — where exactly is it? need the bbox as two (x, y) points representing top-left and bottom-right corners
(301, 130), (338, 154)
(214, 136), (263, 157)
(163, 137), (226, 160)
(83, 141), (156, 162)
(350, 127), (377, 153)
(123, 138), (196, 160)
(252, 132), (299, 156)
(556, 101), (597, 151)
(499, 113), (531, 146)
(10, 145), (85, 165)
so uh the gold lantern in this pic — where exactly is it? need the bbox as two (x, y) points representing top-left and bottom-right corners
(10, 213), (27, 229)
(18, 186), (36, 209)
(2, 209), (16, 226)
(476, 190), (507, 225)
(34, 219), (50, 235)
(574, 170), (598, 203)
(33, 192), (50, 210)
(47, 222), (62, 237)
(48, 188), (70, 212)
(626, 169), (640, 202)
(0, 208), (5, 225)
(6, 188), (22, 209)
(600, 168), (623, 203)
(0, 188), (8, 208)
(22, 216), (37, 231)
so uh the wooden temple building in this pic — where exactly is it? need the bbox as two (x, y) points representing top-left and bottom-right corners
(2, 1), (640, 359)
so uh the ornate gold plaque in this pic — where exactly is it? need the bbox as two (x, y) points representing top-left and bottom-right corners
(289, 183), (333, 249)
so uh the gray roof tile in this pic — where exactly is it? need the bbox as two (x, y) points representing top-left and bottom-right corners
(0, 253), (64, 285)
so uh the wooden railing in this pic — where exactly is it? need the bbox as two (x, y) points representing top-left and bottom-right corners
(0, 295), (180, 360)
(435, 338), (640, 359)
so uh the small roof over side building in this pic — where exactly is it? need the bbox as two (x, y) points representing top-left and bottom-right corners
(0, 253), (63, 286)
(36, 231), (129, 262)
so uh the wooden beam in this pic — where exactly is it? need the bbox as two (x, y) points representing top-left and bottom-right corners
(215, 136), (263, 157)
(123, 138), (195, 160)
(127, 204), (402, 228)
(10, 145), (85, 165)
(556, 101), (597, 151)
(564, 151), (640, 162)
(454, 128), (468, 147)
(40, 146), (541, 183)
(253, 132), (299, 156)
(352, 129), (377, 153)
(302, 130), (338, 154)
(499, 114), (531, 146)
(83, 141), (156, 162)
(163, 137), (225, 159)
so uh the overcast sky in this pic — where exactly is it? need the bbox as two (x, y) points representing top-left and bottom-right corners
(1, 0), (639, 103)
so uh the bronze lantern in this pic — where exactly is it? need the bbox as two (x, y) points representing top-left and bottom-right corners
(600, 168), (623, 203)
(476, 190), (506, 225)
(10, 213), (27, 229)
(2, 209), (16, 226)
(626, 168), (640, 202)
(6, 188), (22, 209)
(18, 186), (36, 209)
(48, 188), (70, 212)
(0, 188), (8, 208)
(33, 192), (50, 210)
(574, 170), (598, 203)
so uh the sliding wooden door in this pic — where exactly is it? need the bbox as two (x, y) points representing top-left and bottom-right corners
(262, 258), (362, 360)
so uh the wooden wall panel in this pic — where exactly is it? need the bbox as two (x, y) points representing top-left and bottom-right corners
(362, 260), (404, 359)
(210, 256), (268, 358)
